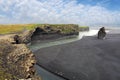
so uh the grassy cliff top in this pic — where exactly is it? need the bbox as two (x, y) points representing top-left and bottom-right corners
(0, 24), (37, 34)
(0, 24), (88, 34)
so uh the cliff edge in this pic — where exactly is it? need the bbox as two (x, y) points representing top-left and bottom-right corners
(0, 35), (41, 80)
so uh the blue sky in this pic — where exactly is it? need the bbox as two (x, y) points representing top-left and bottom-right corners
(77, 0), (120, 11)
(0, 0), (120, 27)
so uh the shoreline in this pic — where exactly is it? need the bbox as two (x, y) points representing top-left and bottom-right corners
(36, 63), (68, 80)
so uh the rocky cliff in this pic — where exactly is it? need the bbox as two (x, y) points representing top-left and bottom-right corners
(0, 35), (41, 80)
(12, 24), (86, 44)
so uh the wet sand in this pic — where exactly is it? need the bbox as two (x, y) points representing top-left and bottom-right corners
(35, 30), (120, 80)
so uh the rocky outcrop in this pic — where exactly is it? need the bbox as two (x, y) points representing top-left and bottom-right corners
(9, 24), (89, 44)
(13, 24), (80, 43)
(10, 29), (34, 44)
(0, 36), (41, 80)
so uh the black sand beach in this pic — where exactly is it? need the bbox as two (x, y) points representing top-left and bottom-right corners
(35, 30), (120, 80)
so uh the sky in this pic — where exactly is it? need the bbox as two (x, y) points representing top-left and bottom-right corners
(0, 0), (120, 27)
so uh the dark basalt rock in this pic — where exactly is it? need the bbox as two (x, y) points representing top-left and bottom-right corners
(31, 27), (62, 41)
(14, 35), (21, 44)
(98, 27), (106, 39)
(31, 26), (79, 42)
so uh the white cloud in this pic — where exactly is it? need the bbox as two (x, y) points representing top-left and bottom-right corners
(0, 0), (120, 27)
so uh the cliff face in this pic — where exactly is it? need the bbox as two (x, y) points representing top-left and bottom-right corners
(0, 24), (89, 44)
(9, 24), (89, 44)
(12, 24), (80, 44)
(0, 35), (41, 80)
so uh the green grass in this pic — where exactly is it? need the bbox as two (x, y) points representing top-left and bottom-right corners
(0, 24), (40, 34)
(79, 26), (89, 28)
(0, 24), (89, 34)
(0, 24), (80, 34)
(79, 26), (89, 31)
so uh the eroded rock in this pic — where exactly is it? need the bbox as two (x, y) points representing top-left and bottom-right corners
(0, 39), (41, 80)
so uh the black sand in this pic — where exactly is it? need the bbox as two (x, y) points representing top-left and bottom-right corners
(35, 32), (120, 80)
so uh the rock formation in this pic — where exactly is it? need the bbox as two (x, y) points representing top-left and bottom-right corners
(11, 24), (80, 44)
(0, 35), (41, 80)
(98, 27), (106, 39)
